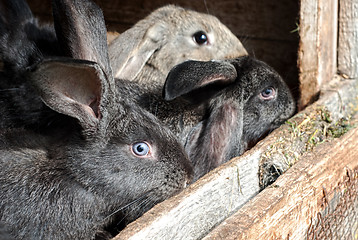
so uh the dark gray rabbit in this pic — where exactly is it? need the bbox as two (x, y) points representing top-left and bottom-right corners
(159, 57), (296, 180)
(115, 57), (296, 181)
(158, 57), (296, 180)
(108, 5), (247, 92)
(0, 1), (192, 240)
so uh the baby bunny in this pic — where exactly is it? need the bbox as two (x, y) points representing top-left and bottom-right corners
(108, 5), (247, 91)
(147, 57), (296, 180)
(0, 1), (192, 240)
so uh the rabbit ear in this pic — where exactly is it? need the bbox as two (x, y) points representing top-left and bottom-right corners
(52, 0), (112, 76)
(163, 60), (237, 103)
(29, 58), (108, 130)
(109, 22), (168, 80)
(185, 100), (244, 180)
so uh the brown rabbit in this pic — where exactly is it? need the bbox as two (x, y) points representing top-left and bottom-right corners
(108, 5), (247, 91)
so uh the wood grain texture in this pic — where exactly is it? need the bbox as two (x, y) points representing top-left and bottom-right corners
(338, 0), (358, 78)
(298, 0), (338, 110)
(112, 150), (262, 240)
(202, 77), (358, 240)
(204, 126), (358, 240)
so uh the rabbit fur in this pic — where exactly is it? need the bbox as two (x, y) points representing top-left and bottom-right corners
(0, 0), (61, 129)
(0, 0), (193, 239)
(0, 0), (294, 183)
(116, 57), (296, 181)
(0, 0), (295, 182)
(161, 58), (296, 180)
(108, 4), (248, 92)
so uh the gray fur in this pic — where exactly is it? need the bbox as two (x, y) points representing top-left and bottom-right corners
(0, 0), (192, 239)
(160, 58), (296, 180)
(115, 57), (296, 181)
(108, 5), (247, 91)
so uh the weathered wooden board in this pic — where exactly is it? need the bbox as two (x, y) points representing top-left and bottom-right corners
(298, 0), (338, 110)
(112, 150), (262, 240)
(202, 77), (358, 239)
(338, 0), (358, 79)
(204, 125), (358, 240)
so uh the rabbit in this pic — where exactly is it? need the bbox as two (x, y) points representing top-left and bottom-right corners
(160, 57), (296, 180)
(108, 4), (248, 92)
(114, 57), (296, 181)
(0, 0), (193, 240)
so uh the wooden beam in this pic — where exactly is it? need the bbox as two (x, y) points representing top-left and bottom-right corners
(338, 0), (358, 78)
(298, 0), (338, 110)
(203, 125), (358, 240)
(113, 150), (263, 240)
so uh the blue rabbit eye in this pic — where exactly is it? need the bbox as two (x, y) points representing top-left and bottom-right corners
(260, 87), (276, 100)
(193, 31), (208, 45)
(132, 142), (150, 157)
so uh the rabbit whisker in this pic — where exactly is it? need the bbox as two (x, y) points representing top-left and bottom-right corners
(103, 189), (154, 221)
(203, 0), (210, 14)
(114, 193), (158, 228)
(0, 88), (21, 92)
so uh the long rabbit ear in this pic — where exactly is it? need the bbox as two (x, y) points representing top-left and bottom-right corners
(29, 58), (106, 130)
(163, 60), (237, 103)
(109, 21), (168, 80)
(52, 0), (112, 76)
(51, 0), (116, 125)
(185, 99), (245, 181)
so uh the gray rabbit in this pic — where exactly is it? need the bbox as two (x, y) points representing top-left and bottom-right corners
(108, 5), (247, 92)
(160, 58), (296, 180)
(0, 1), (193, 240)
(115, 57), (296, 181)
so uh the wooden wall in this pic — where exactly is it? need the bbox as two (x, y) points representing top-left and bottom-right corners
(27, 0), (300, 100)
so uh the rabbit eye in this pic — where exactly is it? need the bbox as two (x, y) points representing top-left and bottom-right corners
(260, 87), (276, 100)
(132, 142), (151, 157)
(193, 31), (208, 45)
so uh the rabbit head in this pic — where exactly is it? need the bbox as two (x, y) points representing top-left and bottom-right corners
(0, 0), (193, 239)
(162, 56), (296, 180)
(108, 5), (247, 90)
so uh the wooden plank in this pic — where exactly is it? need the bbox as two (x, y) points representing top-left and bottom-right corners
(204, 126), (358, 240)
(112, 150), (263, 240)
(298, 0), (338, 110)
(316, 0), (338, 91)
(202, 77), (358, 240)
(338, 0), (358, 78)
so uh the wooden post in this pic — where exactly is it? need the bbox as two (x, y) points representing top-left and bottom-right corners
(338, 0), (358, 78)
(298, 0), (338, 110)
